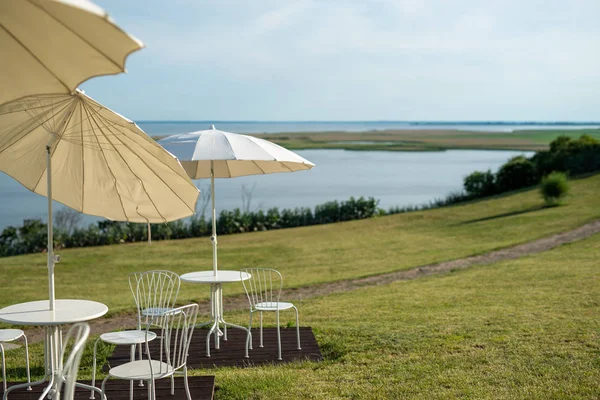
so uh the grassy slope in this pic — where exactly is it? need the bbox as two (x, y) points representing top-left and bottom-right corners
(6, 223), (599, 399)
(2, 176), (600, 398)
(215, 228), (600, 399)
(1, 174), (599, 314)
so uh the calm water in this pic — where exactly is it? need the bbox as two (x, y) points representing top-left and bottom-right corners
(137, 121), (599, 136)
(0, 149), (532, 231)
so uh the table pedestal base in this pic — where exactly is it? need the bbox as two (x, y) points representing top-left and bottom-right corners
(3, 326), (104, 400)
(198, 284), (251, 358)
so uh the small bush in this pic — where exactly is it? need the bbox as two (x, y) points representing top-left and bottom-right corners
(540, 172), (569, 206)
(464, 170), (497, 197)
(496, 155), (537, 192)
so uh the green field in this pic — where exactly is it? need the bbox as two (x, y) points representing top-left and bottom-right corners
(1, 174), (599, 313)
(213, 230), (600, 399)
(1, 174), (600, 398)
(251, 129), (600, 152)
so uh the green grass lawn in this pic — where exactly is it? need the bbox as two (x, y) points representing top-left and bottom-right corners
(211, 228), (600, 399)
(7, 216), (597, 398)
(0, 174), (599, 313)
(1, 175), (599, 398)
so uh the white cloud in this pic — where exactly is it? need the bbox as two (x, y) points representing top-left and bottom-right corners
(89, 0), (600, 120)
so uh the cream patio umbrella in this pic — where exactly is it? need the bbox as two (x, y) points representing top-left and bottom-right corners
(0, 90), (200, 310)
(0, 0), (144, 106)
(158, 125), (314, 276)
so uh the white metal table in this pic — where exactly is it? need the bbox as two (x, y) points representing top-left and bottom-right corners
(180, 270), (251, 357)
(0, 299), (108, 400)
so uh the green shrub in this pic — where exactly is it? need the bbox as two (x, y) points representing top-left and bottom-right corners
(540, 172), (569, 206)
(496, 155), (537, 192)
(464, 170), (497, 197)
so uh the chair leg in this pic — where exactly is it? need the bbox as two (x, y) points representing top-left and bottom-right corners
(90, 338), (101, 399)
(130, 345), (136, 400)
(259, 312), (264, 348)
(1, 343), (6, 394)
(151, 379), (156, 400)
(170, 375), (174, 395)
(276, 310), (282, 361)
(21, 335), (31, 390)
(293, 306), (301, 350)
(58, 328), (63, 371)
(101, 376), (110, 400)
(183, 368), (192, 400)
(246, 310), (253, 355)
(138, 321), (144, 388)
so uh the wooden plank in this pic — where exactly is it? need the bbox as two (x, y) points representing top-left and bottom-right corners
(109, 327), (322, 369)
(1, 376), (214, 400)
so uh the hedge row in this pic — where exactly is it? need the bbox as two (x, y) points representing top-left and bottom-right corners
(464, 134), (600, 197)
(0, 197), (379, 257)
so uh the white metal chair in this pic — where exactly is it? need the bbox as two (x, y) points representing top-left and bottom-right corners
(101, 304), (199, 400)
(56, 323), (90, 400)
(0, 329), (31, 393)
(91, 270), (180, 400)
(240, 268), (301, 361)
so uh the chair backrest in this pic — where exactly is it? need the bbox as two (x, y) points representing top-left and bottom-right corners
(145, 304), (199, 376)
(129, 270), (180, 328)
(57, 322), (90, 400)
(240, 268), (283, 310)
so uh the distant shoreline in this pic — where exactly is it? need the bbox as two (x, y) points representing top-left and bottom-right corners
(152, 127), (600, 152)
(138, 120), (600, 125)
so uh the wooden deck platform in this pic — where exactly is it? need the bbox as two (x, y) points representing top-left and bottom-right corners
(1, 376), (215, 400)
(2, 327), (321, 400)
(109, 327), (323, 369)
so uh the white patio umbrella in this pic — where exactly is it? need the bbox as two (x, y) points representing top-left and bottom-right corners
(0, 90), (200, 309)
(0, 0), (144, 106)
(158, 125), (314, 276)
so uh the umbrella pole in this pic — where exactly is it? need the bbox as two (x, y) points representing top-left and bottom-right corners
(147, 223), (151, 245)
(46, 146), (55, 311)
(211, 160), (217, 276)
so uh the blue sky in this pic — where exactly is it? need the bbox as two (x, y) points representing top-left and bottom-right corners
(82, 0), (600, 121)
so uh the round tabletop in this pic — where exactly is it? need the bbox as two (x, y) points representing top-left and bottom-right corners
(180, 270), (251, 284)
(0, 299), (108, 326)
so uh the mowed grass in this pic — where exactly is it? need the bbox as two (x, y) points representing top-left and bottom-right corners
(4, 222), (599, 398)
(1, 177), (599, 398)
(1, 173), (600, 314)
(212, 231), (600, 399)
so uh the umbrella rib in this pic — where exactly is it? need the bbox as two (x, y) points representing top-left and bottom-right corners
(0, 99), (70, 154)
(280, 161), (296, 173)
(87, 107), (168, 223)
(31, 100), (78, 193)
(239, 134), (277, 161)
(84, 108), (197, 217)
(250, 160), (268, 174)
(81, 102), (129, 221)
(83, 100), (196, 189)
(222, 132), (237, 159)
(0, 22), (71, 96)
(25, 0), (125, 74)
(221, 160), (231, 178)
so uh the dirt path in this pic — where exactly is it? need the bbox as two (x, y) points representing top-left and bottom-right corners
(23, 218), (600, 343)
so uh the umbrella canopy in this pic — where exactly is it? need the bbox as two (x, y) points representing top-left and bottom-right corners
(159, 126), (314, 275)
(0, 91), (200, 222)
(159, 126), (315, 179)
(0, 90), (200, 308)
(0, 0), (144, 106)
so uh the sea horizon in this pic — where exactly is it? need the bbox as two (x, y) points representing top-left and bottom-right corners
(137, 120), (600, 125)
(136, 120), (600, 137)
